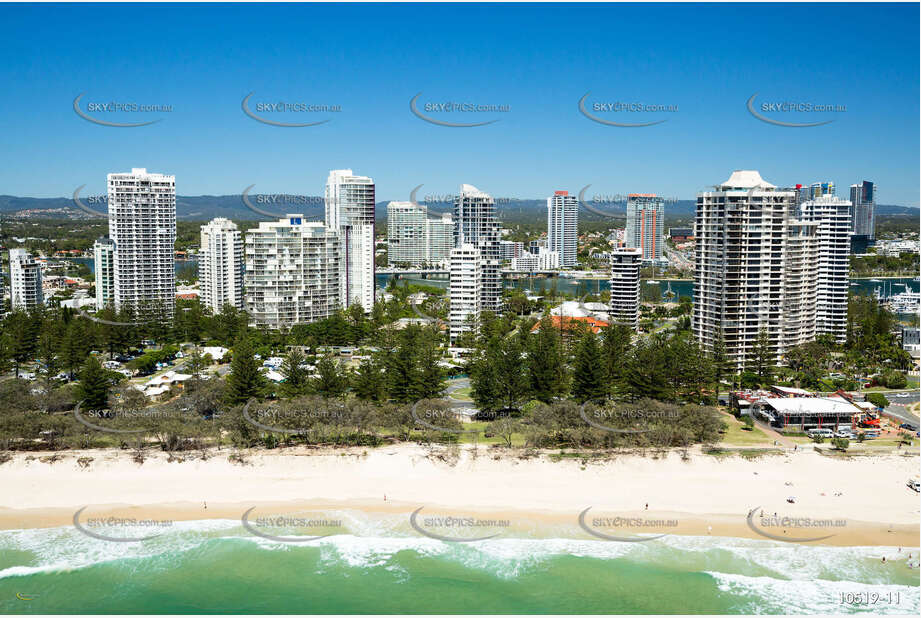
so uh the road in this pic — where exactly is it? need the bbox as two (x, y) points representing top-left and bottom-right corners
(665, 247), (693, 271)
(883, 389), (920, 427)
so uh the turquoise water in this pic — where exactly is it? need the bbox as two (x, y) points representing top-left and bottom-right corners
(63, 257), (916, 306)
(1, 517), (918, 614)
(380, 275), (919, 304)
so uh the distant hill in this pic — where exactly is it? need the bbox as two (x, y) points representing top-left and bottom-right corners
(0, 194), (917, 222)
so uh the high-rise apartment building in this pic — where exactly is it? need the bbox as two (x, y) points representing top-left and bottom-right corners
(511, 247), (560, 272)
(387, 201), (426, 266)
(609, 247), (641, 330)
(625, 194), (665, 262)
(849, 180), (876, 241)
(693, 170), (825, 371)
(799, 195), (852, 343)
(199, 218), (244, 313)
(9, 248), (43, 310)
(547, 190), (578, 267)
(107, 168), (176, 320)
(387, 201), (453, 267)
(93, 236), (115, 310)
(796, 182), (835, 205)
(781, 220), (819, 348)
(499, 240), (525, 262)
(453, 183), (501, 310)
(244, 215), (340, 329)
(427, 213), (454, 265)
(325, 169), (375, 312)
(448, 244), (482, 343)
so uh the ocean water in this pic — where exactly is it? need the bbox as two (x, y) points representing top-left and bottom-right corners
(1, 514), (918, 614)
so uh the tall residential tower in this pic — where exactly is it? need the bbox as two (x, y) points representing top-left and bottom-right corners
(849, 180), (876, 242)
(325, 169), (375, 312)
(547, 190), (578, 267)
(449, 184), (501, 342)
(199, 218), (244, 313)
(9, 248), (43, 310)
(387, 201), (454, 267)
(625, 194), (665, 262)
(693, 170), (822, 371)
(800, 195), (852, 343)
(244, 215), (340, 329)
(93, 236), (115, 310)
(609, 247), (642, 330)
(107, 168), (176, 320)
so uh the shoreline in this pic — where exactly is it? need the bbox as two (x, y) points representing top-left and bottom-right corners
(1, 500), (917, 549)
(1, 445), (917, 548)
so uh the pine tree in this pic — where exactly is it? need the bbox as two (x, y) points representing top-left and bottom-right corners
(225, 339), (266, 405)
(352, 357), (385, 401)
(413, 326), (446, 400)
(470, 340), (504, 413)
(280, 349), (310, 397)
(710, 327), (730, 395)
(572, 330), (606, 403)
(752, 327), (774, 385)
(62, 320), (90, 379)
(526, 317), (566, 403)
(600, 323), (631, 397)
(312, 355), (347, 397)
(77, 356), (110, 410)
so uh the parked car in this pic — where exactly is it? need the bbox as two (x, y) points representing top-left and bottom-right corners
(899, 422), (918, 431)
(908, 479), (920, 493)
(834, 430), (856, 439)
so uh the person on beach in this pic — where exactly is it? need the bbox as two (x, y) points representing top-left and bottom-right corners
(645, 503), (648, 510)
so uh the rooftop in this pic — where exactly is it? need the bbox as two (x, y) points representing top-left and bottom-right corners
(719, 170), (776, 190)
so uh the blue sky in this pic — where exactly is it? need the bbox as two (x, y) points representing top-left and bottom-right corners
(1, 2), (918, 205)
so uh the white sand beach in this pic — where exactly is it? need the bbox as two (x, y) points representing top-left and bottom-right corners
(1, 445), (918, 547)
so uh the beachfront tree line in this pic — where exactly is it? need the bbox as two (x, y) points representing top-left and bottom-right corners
(0, 283), (910, 453)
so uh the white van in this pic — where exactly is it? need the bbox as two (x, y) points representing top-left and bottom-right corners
(807, 428), (834, 438)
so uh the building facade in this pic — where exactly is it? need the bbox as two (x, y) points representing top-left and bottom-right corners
(426, 213), (454, 265)
(625, 194), (665, 262)
(107, 168), (176, 320)
(199, 218), (244, 313)
(849, 180), (876, 241)
(9, 248), (43, 310)
(499, 240), (525, 262)
(387, 201), (426, 266)
(795, 181), (835, 205)
(93, 236), (115, 310)
(325, 169), (375, 312)
(448, 244), (482, 343)
(609, 247), (641, 330)
(799, 195), (852, 343)
(693, 170), (827, 371)
(244, 215), (340, 329)
(452, 184), (501, 314)
(387, 201), (453, 267)
(547, 190), (578, 267)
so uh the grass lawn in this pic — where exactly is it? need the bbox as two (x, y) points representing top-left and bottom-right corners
(718, 412), (774, 446)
